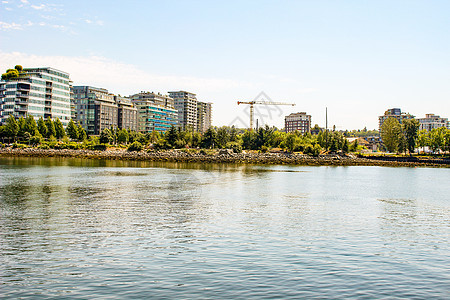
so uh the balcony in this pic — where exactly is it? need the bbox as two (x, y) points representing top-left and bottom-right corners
(17, 84), (30, 91)
(16, 93), (29, 99)
(14, 106), (28, 113)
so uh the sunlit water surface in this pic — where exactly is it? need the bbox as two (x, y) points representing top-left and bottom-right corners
(1, 157), (449, 299)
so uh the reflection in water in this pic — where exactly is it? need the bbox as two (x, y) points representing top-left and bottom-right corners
(0, 157), (449, 299)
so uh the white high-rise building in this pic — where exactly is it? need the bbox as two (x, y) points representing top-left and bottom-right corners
(168, 91), (198, 131)
(0, 67), (72, 126)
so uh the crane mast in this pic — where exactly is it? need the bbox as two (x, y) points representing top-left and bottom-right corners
(237, 101), (296, 130)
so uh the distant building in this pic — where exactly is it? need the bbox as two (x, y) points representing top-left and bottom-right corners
(0, 67), (72, 126)
(378, 108), (414, 131)
(197, 101), (212, 133)
(115, 95), (137, 131)
(73, 86), (118, 135)
(285, 112), (311, 134)
(417, 114), (450, 131)
(168, 91), (198, 131)
(130, 92), (178, 133)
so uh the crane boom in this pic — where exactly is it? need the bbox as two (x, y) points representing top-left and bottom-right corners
(237, 100), (296, 130)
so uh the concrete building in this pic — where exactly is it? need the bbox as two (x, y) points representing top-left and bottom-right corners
(378, 108), (414, 131)
(130, 92), (178, 133)
(168, 91), (198, 131)
(73, 86), (118, 135)
(197, 101), (212, 133)
(0, 67), (72, 126)
(115, 95), (138, 131)
(417, 114), (450, 131)
(285, 112), (311, 134)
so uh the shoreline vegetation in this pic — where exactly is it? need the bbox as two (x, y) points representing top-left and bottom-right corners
(1, 148), (449, 168)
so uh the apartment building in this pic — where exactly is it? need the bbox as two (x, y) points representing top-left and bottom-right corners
(378, 108), (414, 131)
(197, 101), (212, 133)
(73, 86), (118, 135)
(285, 112), (311, 134)
(130, 92), (177, 133)
(0, 67), (71, 126)
(417, 114), (450, 131)
(115, 95), (138, 131)
(168, 91), (198, 131)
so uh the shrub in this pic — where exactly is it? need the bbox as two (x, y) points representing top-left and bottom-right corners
(226, 142), (242, 153)
(127, 141), (143, 152)
(38, 143), (50, 150)
(12, 143), (27, 149)
(174, 139), (186, 149)
(91, 144), (107, 151)
(153, 139), (169, 150)
(260, 145), (269, 153)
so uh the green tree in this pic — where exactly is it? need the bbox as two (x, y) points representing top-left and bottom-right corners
(5, 115), (19, 141)
(401, 119), (420, 155)
(54, 118), (65, 139)
(201, 127), (217, 149)
(241, 130), (257, 150)
(192, 132), (202, 148)
(77, 124), (87, 141)
(165, 126), (178, 148)
(17, 117), (26, 137)
(417, 129), (428, 153)
(380, 117), (402, 153)
(24, 115), (37, 136)
(37, 117), (48, 137)
(117, 129), (129, 144)
(229, 125), (238, 142)
(216, 126), (229, 148)
(45, 117), (56, 138)
(99, 128), (113, 144)
(66, 119), (79, 140)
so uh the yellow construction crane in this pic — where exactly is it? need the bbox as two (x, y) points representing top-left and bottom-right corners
(237, 100), (296, 130)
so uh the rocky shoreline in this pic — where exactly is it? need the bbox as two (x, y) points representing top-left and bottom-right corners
(1, 148), (449, 167)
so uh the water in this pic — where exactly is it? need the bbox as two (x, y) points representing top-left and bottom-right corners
(1, 157), (449, 299)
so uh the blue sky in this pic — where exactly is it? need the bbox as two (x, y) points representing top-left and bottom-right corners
(1, 0), (449, 129)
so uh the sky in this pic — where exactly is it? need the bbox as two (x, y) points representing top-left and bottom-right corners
(1, 0), (449, 130)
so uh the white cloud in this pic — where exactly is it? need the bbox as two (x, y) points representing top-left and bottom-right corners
(31, 4), (45, 10)
(0, 21), (25, 30)
(0, 51), (250, 97)
(20, 0), (28, 3)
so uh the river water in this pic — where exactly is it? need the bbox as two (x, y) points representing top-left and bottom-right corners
(1, 157), (449, 299)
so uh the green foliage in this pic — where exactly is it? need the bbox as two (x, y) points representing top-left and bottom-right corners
(12, 142), (27, 149)
(5, 115), (19, 139)
(349, 139), (358, 152)
(24, 116), (37, 136)
(201, 127), (217, 149)
(66, 119), (78, 140)
(226, 141), (242, 153)
(77, 124), (87, 141)
(165, 126), (178, 148)
(127, 141), (143, 152)
(117, 129), (129, 144)
(174, 139), (187, 149)
(91, 144), (108, 151)
(45, 117), (56, 138)
(99, 128), (113, 144)
(54, 118), (65, 139)
(380, 117), (402, 153)
(216, 126), (230, 148)
(37, 117), (48, 137)
(402, 119), (420, 155)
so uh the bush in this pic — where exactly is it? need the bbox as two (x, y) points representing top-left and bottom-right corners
(127, 141), (143, 152)
(174, 139), (186, 149)
(12, 143), (27, 149)
(91, 144), (108, 151)
(153, 139), (169, 150)
(226, 141), (242, 153)
(260, 145), (269, 153)
(38, 143), (50, 150)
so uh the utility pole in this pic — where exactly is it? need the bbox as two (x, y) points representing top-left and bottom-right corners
(325, 107), (328, 151)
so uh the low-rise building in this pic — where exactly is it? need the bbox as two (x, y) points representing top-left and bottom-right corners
(417, 114), (450, 131)
(285, 112), (311, 134)
(130, 92), (178, 133)
(378, 108), (414, 131)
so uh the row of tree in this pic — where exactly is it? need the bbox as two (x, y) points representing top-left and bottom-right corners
(0, 115), (87, 143)
(380, 117), (450, 154)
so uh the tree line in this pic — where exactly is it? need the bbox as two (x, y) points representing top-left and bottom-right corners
(380, 117), (450, 154)
(0, 114), (360, 155)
